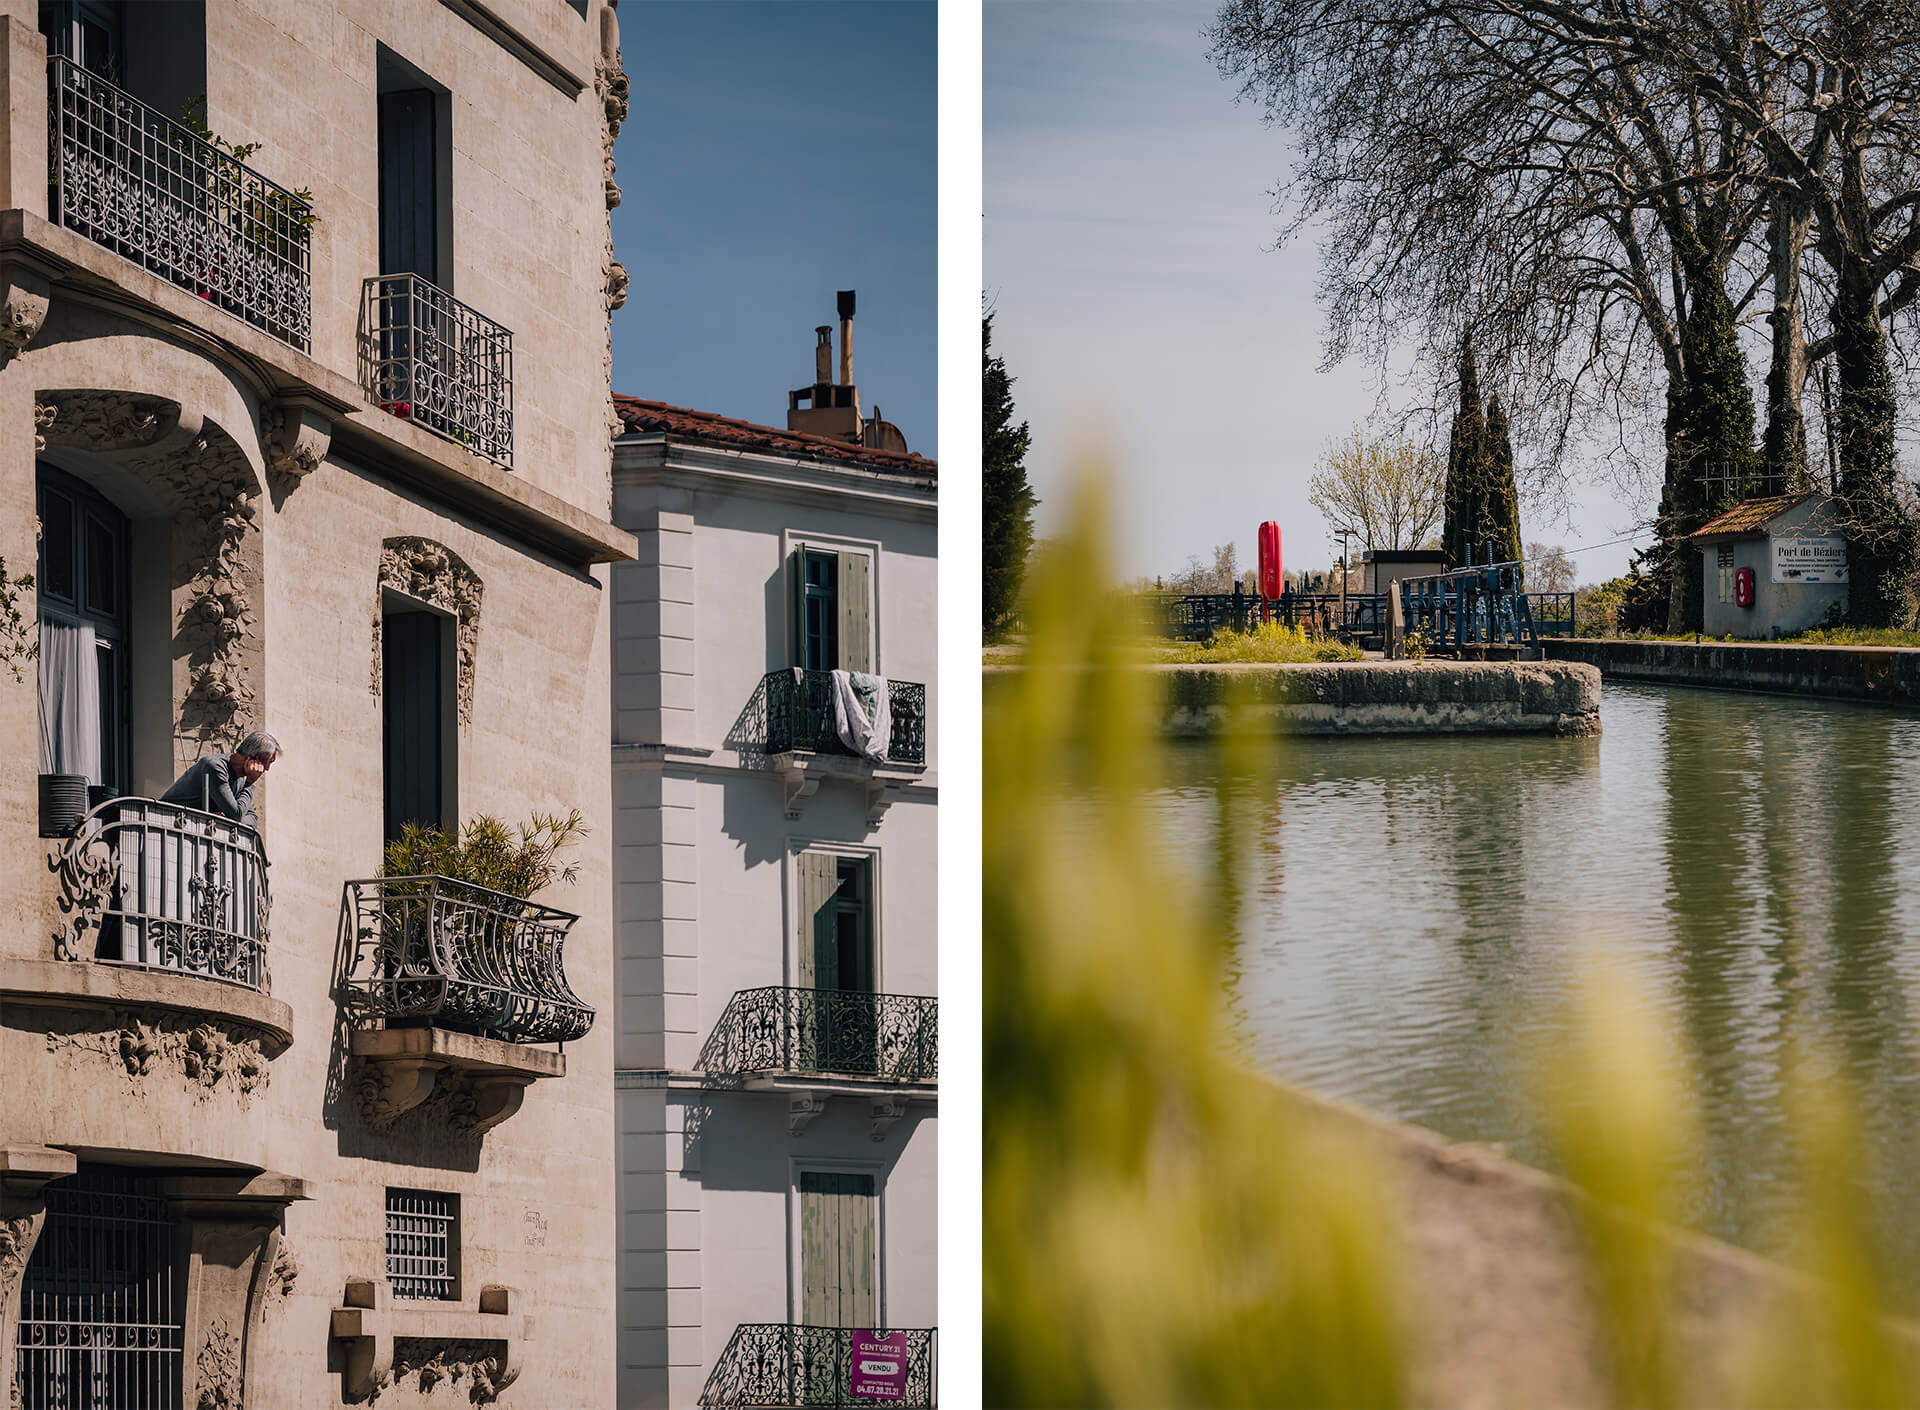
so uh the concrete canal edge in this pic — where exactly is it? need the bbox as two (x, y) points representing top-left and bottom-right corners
(1151, 659), (1602, 736)
(1256, 1069), (1920, 1406)
(1543, 636), (1920, 705)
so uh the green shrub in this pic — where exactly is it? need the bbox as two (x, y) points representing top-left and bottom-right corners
(381, 810), (587, 900)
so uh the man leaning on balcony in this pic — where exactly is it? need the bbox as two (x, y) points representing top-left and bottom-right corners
(160, 731), (281, 829)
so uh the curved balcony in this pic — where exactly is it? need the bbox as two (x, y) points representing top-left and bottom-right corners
(49, 796), (271, 992)
(700, 1325), (936, 1408)
(762, 669), (926, 767)
(341, 876), (592, 1045)
(48, 56), (314, 350)
(705, 987), (936, 1083)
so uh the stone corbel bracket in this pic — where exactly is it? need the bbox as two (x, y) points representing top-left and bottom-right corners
(0, 260), (52, 367)
(351, 1026), (561, 1137)
(331, 1277), (524, 1401)
(865, 779), (902, 827)
(262, 394), (332, 481)
(869, 1095), (909, 1142)
(787, 1092), (829, 1136)
(780, 762), (821, 820)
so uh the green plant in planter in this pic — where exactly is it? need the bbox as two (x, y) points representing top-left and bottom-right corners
(382, 810), (587, 901)
(177, 96), (317, 264)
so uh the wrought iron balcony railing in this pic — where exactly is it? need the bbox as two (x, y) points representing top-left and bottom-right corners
(705, 987), (936, 1083)
(700, 1325), (936, 1408)
(360, 274), (514, 468)
(49, 796), (271, 991)
(341, 875), (592, 1044)
(762, 670), (926, 767)
(47, 56), (314, 349)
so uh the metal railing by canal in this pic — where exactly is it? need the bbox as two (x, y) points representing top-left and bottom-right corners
(48, 56), (313, 350)
(763, 669), (927, 766)
(49, 796), (271, 991)
(699, 1325), (936, 1408)
(360, 273), (514, 468)
(704, 987), (937, 1082)
(341, 875), (593, 1044)
(1153, 588), (1575, 645)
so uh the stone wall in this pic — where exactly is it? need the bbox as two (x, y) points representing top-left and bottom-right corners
(1544, 637), (1920, 705)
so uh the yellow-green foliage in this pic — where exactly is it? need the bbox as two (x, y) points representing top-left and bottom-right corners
(986, 478), (1406, 1407)
(1167, 620), (1364, 664)
(1784, 625), (1920, 648)
(987, 475), (1920, 1408)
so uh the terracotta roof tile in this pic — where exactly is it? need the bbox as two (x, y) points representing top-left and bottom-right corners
(1688, 492), (1816, 539)
(613, 395), (936, 476)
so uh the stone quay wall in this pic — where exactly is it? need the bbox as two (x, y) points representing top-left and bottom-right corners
(1544, 637), (1920, 705)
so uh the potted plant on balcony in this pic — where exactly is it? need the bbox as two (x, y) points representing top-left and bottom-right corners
(378, 811), (586, 1037)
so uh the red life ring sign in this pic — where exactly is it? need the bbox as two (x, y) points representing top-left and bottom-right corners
(1734, 566), (1755, 608)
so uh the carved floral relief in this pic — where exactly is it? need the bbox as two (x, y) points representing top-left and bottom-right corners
(371, 537), (484, 727)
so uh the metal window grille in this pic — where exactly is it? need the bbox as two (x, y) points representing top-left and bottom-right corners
(360, 274), (514, 468)
(46, 56), (314, 350)
(14, 1169), (184, 1410)
(385, 1190), (458, 1301)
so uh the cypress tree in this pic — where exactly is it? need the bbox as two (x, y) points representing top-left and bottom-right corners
(1659, 269), (1761, 633)
(1483, 394), (1523, 568)
(983, 313), (1038, 637)
(1831, 282), (1918, 626)
(1442, 340), (1486, 569)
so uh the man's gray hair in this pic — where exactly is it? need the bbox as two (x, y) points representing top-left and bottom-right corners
(236, 731), (281, 760)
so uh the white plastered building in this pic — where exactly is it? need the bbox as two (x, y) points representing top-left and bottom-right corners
(608, 361), (937, 1408)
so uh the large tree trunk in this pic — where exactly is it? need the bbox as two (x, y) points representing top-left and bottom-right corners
(1831, 273), (1915, 626)
(1762, 193), (1811, 493)
(1663, 270), (1761, 634)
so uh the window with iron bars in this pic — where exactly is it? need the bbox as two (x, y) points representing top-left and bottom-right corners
(385, 1189), (459, 1300)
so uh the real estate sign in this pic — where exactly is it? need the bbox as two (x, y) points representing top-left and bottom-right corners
(1771, 534), (1848, 585)
(850, 1332), (909, 1400)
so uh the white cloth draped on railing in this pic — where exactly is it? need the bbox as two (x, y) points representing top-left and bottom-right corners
(830, 669), (891, 762)
(37, 619), (100, 782)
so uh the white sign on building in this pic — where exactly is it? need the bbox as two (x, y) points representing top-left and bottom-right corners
(1771, 534), (1849, 584)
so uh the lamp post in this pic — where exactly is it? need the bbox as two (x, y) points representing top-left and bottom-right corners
(1336, 527), (1353, 634)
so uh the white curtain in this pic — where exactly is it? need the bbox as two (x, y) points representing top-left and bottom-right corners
(37, 619), (100, 782)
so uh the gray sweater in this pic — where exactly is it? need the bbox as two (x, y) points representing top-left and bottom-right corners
(159, 755), (257, 829)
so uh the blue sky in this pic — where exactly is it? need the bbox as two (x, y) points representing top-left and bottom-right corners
(984, 0), (1647, 583)
(610, 0), (938, 457)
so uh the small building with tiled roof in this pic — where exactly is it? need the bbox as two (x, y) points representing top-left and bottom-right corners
(1688, 492), (1847, 637)
(614, 395), (936, 482)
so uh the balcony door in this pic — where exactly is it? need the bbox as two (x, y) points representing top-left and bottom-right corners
(798, 853), (877, 1074)
(382, 605), (452, 843)
(36, 464), (129, 793)
(38, 0), (123, 80)
(799, 1170), (877, 1328)
(787, 547), (871, 673)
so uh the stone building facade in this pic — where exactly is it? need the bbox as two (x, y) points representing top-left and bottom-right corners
(0, 1), (631, 1405)
(608, 391), (937, 1408)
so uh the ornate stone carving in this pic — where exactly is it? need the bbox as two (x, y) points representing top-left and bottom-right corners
(356, 1063), (529, 1138)
(261, 401), (331, 481)
(372, 537), (484, 727)
(46, 1009), (270, 1098)
(393, 1340), (521, 1405)
(0, 266), (51, 367)
(37, 389), (173, 452)
(195, 1320), (243, 1410)
(597, 3), (631, 465)
(32, 402), (55, 453)
(0, 1215), (36, 1302)
(267, 1242), (300, 1305)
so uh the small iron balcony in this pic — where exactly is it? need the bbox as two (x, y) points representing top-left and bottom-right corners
(341, 876), (592, 1044)
(700, 1325), (937, 1408)
(762, 670), (926, 767)
(360, 274), (514, 468)
(47, 56), (314, 350)
(49, 796), (271, 992)
(706, 987), (937, 1083)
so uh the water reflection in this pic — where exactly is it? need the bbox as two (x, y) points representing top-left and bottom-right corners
(1141, 683), (1920, 1307)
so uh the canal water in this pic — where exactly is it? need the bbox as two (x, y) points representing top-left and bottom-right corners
(1147, 681), (1920, 1306)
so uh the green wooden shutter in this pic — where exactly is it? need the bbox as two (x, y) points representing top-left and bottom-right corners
(838, 551), (870, 673)
(796, 851), (838, 990)
(787, 549), (806, 668)
(800, 1172), (877, 1327)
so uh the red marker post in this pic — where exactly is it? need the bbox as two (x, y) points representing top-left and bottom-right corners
(1257, 521), (1283, 624)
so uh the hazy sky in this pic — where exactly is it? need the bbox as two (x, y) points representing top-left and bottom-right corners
(984, 0), (1649, 582)
(610, 1), (938, 457)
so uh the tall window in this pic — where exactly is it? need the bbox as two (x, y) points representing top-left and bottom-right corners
(788, 546), (871, 672)
(37, 464), (130, 792)
(798, 1170), (877, 1328)
(381, 606), (452, 842)
(38, 0), (122, 80)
